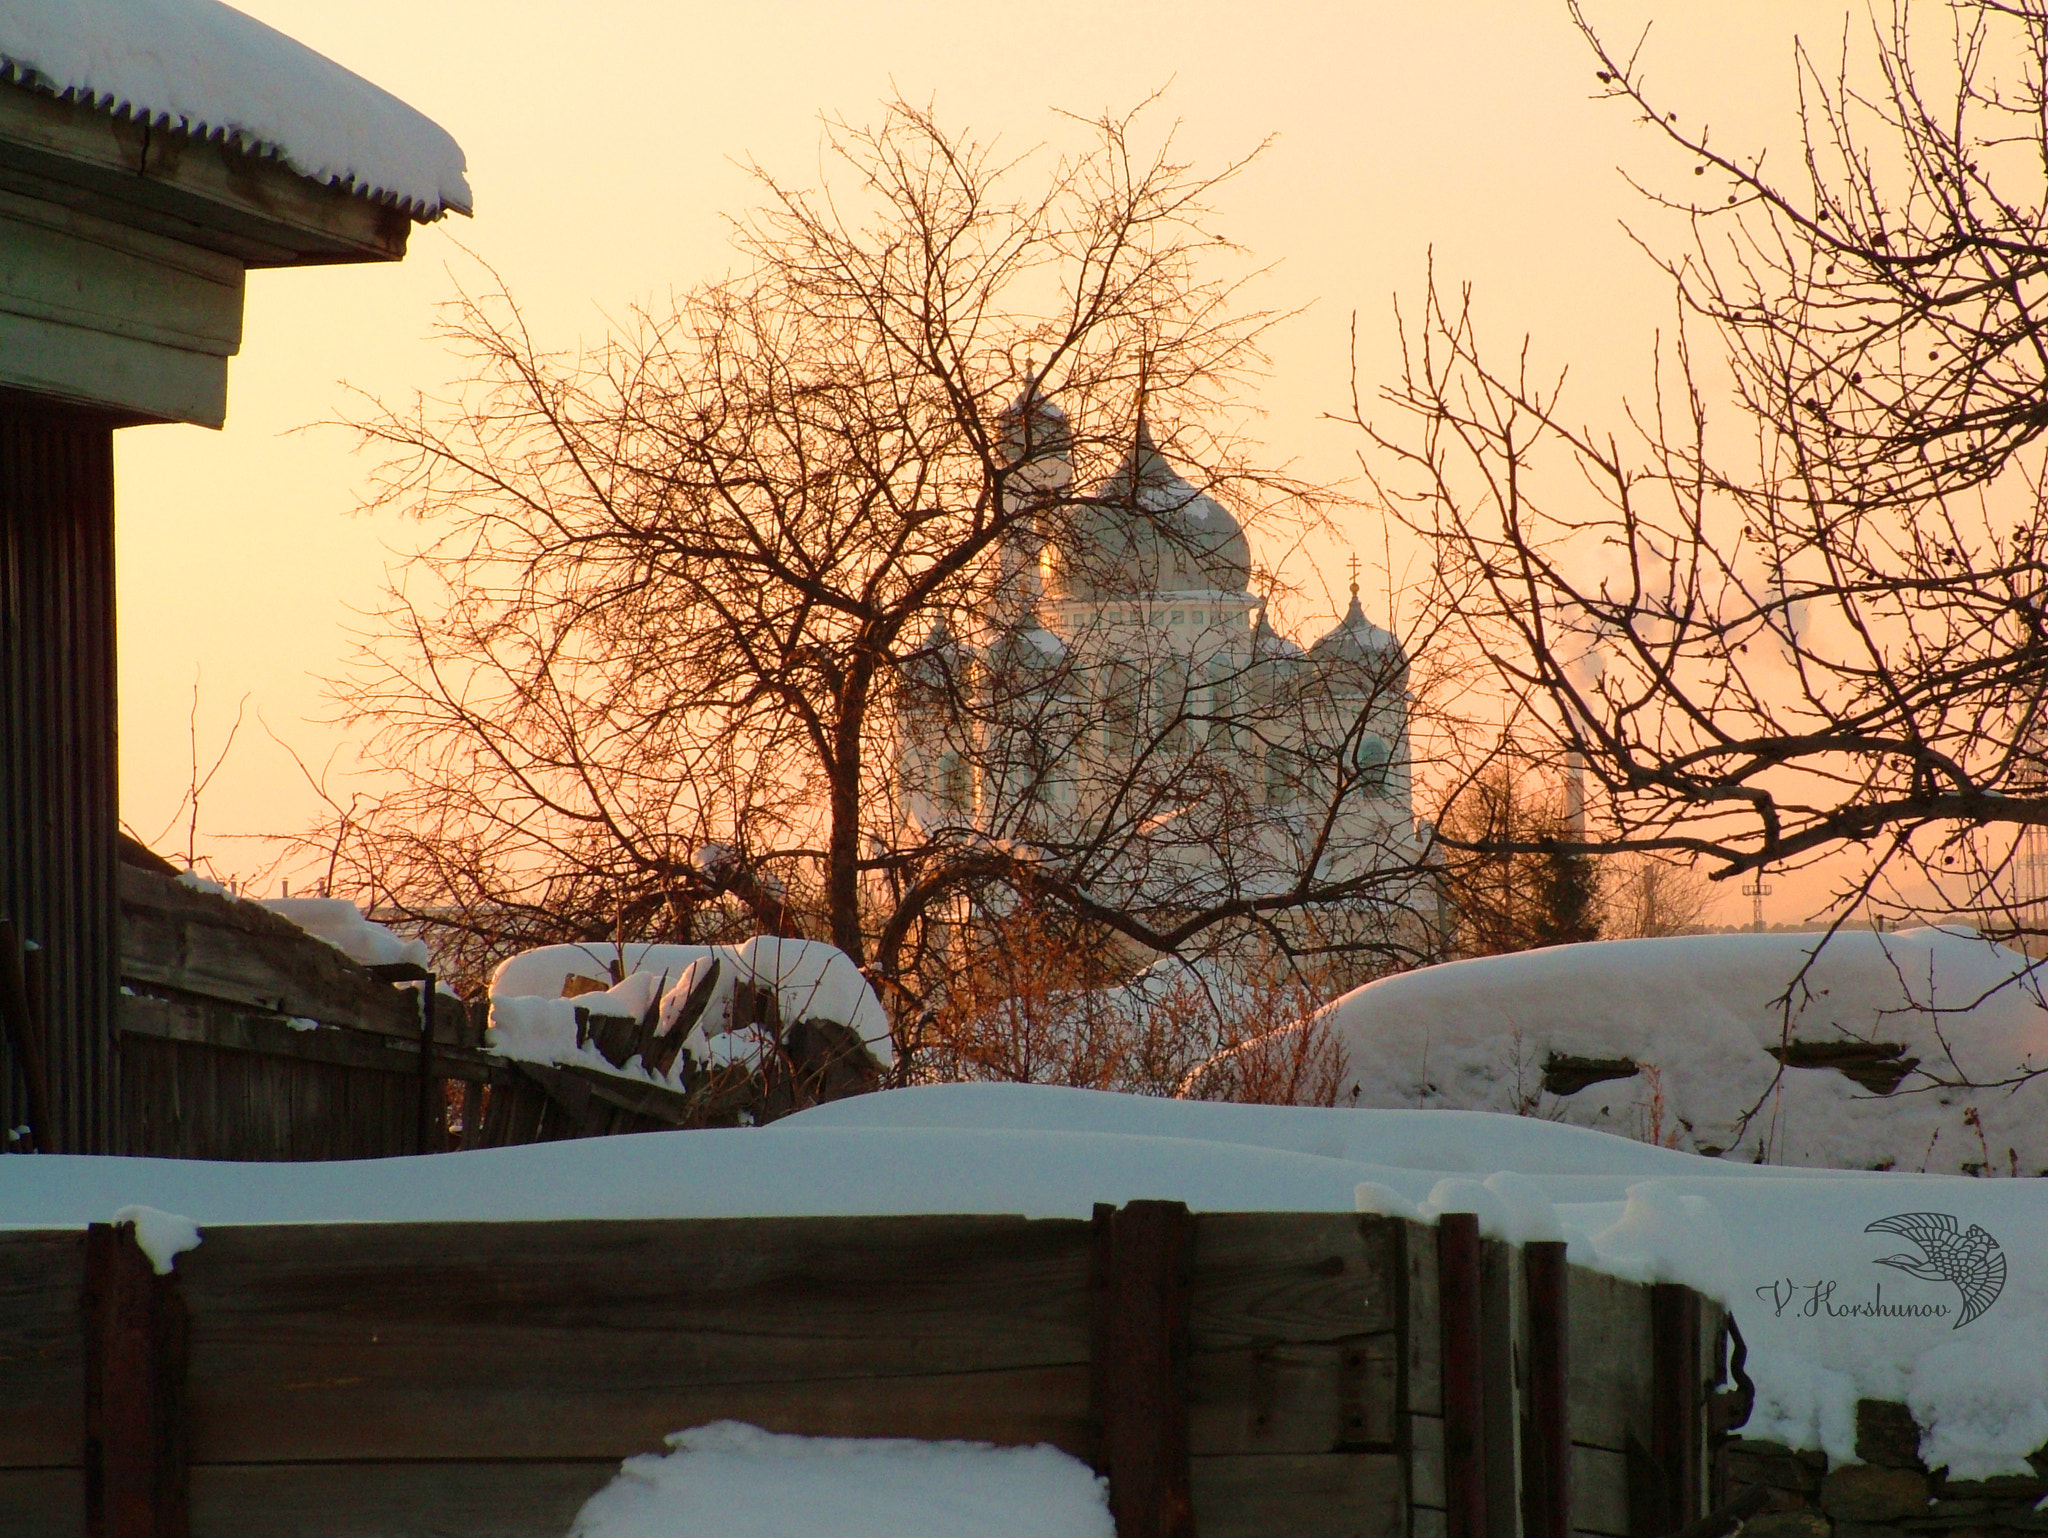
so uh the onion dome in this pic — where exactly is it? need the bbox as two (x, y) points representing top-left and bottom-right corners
(900, 616), (966, 705)
(1252, 602), (1304, 663)
(1047, 416), (1252, 598)
(996, 371), (1072, 472)
(983, 621), (1065, 678)
(1309, 583), (1408, 694)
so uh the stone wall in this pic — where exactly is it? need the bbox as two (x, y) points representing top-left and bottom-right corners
(1731, 1401), (2048, 1538)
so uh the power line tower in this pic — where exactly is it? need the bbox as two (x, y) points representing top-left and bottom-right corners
(1741, 877), (1773, 933)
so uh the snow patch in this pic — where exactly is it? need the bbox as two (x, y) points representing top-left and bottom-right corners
(110, 1203), (200, 1274)
(567, 1421), (1113, 1538)
(486, 938), (892, 1081)
(260, 897), (432, 973)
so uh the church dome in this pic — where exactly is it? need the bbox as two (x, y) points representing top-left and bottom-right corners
(900, 616), (966, 702)
(982, 621), (1066, 689)
(1310, 587), (1407, 692)
(996, 374), (1071, 470)
(1047, 417), (1252, 598)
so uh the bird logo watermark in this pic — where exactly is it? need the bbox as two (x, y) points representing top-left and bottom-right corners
(1865, 1213), (2005, 1330)
(1751, 1213), (2006, 1330)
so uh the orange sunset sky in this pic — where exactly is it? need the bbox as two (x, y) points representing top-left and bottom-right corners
(114, 0), (1874, 924)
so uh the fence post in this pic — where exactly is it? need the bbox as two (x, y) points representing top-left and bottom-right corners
(1439, 1212), (1487, 1538)
(1091, 1200), (1195, 1538)
(83, 1221), (188, 1538)
(1523, 1240), (1572, 1538)
(1652, 1282), (1703, 1532)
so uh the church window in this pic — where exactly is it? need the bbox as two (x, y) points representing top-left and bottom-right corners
(1103, 663), (1140, 753)
(1159, 656), (1192, 753)
(1205, 659), (1238, 747)
(1264, 746), (1299, 807)
(940, 753), (972, 812)
(1352, 734), (1392, 794)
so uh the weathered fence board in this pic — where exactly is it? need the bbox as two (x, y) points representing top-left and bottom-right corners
(116, 865), (459, 1042)
(118, 1033), (422, 1162)
(120, 995), (496, 1083)
(0, 1228), (83, 1466)
(187, 1462), (614, 1538)
(0, 1468), (83, 1538)
(1572, 1444), (1632, 1538)
(1188, 1451), (1405, 1538)
(1567, 1268), (1654, 1453)
(1523, 1241), (1573, 1538)
(1480, 1237), (1525, 1538)
(1190, 1212), (1401, 1345)
(1189, 1334), (1399, 1454)
(176, 1215), (1095, 1463)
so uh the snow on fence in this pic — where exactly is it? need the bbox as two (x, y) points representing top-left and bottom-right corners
(0, 1206), (1730, 1538)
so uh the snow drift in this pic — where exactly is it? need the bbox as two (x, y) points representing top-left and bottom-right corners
(1316, 929), (2048, 1174)
(258, 896), (432, 973)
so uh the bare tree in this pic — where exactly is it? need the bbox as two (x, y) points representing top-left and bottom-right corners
(1602, 852), (1713, 938)
(316, 99), (1447, 1052)
(1435, 754), (1604, 955)
(1351, 0), (2048, 949)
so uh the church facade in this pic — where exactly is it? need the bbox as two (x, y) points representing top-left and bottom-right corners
(895, 382), (1425, 951)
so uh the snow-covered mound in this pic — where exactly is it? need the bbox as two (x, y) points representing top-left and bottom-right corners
(568, 1421), (1110, 1538)
(486, 936), (892, 1083)
(11, 1083), (2048, 1476)
(0, 0), (470, 216)
(1316, 930), (2048, 1174)
(258, 896), (432, 973)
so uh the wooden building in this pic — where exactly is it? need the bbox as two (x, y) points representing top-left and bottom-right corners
(0, 9), (469, 1152)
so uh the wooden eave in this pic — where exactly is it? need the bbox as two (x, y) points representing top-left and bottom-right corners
(0, 76), (421, 269)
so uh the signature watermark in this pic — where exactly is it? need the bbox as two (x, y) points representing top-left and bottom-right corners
(1754, 1212), (2005, 1331)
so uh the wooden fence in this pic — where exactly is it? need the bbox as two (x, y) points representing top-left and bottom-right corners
(0, 1205), (1737, 1538)
(108, 857), (850, 1159)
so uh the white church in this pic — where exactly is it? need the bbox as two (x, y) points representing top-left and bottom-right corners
(895, 379), (1426, 946)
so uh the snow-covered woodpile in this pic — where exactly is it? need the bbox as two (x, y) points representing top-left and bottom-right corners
(479, 939), (892, 1135)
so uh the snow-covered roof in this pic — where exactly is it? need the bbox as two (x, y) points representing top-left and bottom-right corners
(0, 0), (471, 218)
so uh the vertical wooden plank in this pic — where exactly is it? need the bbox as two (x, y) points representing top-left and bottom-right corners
(1093, 1200), (1195, 1538)
(1438, 1214), (1486, 1538)
(1523, 1242), (1571, 1538)
(415, 978), (437, 1155)
(83, 1223), (188, 1538)
(0, 403), (117, 1154)
(0, 919), (54, 1149)
(1650, 1284), (1701, 1533)
(1480, 1238), (1522, 1538)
